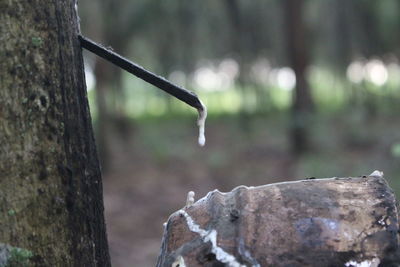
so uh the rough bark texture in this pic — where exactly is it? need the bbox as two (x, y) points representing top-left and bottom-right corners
(0, 1), (111, 266)
(157, 175), (400, 267)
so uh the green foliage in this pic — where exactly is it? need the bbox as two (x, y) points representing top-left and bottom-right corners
(391, 143), (400, 158)
(6, 247), (33, 267)
(7, 209), (15, 216)
(31, 37), (42, 47)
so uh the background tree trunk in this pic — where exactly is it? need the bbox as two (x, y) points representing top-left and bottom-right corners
(157, 175), (400, 266)
(283, 0), (314, 155)
(0, 1), (111, 266)
(93, 59), (113, 172)
(80, 0), (135, 172)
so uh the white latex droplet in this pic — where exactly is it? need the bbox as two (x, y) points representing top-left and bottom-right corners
(197, 100), (207, 146)
(186, 191), (195, 207)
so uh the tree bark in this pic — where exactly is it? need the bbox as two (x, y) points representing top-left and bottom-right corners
(0, 1), (111, 266)
(157, 175), (400, 266)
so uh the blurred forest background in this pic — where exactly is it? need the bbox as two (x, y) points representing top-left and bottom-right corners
(78, 0), (400, 265)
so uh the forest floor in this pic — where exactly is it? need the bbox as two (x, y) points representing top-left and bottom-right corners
(100, 112), (400, 266)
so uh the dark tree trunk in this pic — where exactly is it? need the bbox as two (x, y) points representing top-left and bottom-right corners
(93, 59), (113, 172)
(283, 0), (314, 155)
(157, 174), (400, 266)
(331, 0), (352, 74)
(90, 0), (131, 171)
(224, 0), (253, 132)
(0, 1), (111, 266)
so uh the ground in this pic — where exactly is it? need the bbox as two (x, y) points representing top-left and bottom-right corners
(101, 112), (400, 266)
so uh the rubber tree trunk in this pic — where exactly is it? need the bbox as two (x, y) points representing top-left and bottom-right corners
(283, 0), (314, 155)
(0, 1), (111, 266)
(157, 174), (400, 266)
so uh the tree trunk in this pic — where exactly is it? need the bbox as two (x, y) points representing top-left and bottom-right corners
(89, 0), (132, 171)
(93, 59), (112, 172)
(0, 1), (111, 266)
(283, 0), (314, 155)
(157, 174), (400, 266)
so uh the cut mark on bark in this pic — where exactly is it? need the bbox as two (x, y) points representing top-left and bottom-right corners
(177, 210), (247, 267)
